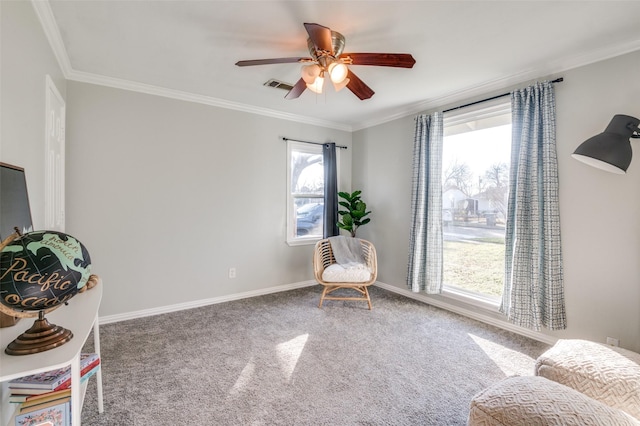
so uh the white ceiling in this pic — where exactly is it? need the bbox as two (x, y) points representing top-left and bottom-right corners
(39, 1), (640, 131)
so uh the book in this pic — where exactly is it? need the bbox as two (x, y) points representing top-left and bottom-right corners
(12, 364), (100, 424)
(9, 395), (29, 404)
(9, 388), (56, 396)
(10, 358), (101, 403)
(20, 397), (71, 415)
(20, 389), (71, 411)
(21, 396), (69, 413)
(9, 353), (99, 390)
(46, 356), (100, 392)
(77, 365), (100, 384)
(15, 400), (70, 426)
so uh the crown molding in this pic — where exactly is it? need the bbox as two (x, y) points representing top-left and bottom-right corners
(33, 0), (639, 134)
(67, 69), (352, 131)
(31, 0), (352, 132)
(352, 69), (538, 131)
(352, 39), (640, 131)
(31, 0), (72, 78)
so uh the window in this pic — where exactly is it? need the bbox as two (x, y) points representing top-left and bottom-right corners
(441, 99), (511, 305)
(286, 141), (326, 245)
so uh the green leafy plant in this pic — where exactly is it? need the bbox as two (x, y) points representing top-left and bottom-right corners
(337, 190), (371, 237)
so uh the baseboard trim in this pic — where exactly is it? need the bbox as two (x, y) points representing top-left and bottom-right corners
(374, 281), (558, 346)
(100, 279), (557, 347)
(99, 280), (318, 325)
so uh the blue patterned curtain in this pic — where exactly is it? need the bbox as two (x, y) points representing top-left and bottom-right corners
(501, 81), (566, 331)
(407, 112), (444, 293)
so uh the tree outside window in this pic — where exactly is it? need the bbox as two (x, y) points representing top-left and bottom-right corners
(442, 105), (511, 302)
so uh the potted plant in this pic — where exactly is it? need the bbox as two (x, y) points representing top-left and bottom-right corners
(337, 190), (371, 237)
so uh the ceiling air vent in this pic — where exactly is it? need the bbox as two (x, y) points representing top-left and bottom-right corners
(264, 79), (294, 92)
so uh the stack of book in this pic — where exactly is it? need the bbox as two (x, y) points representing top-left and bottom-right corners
(13, 388), (71, 426)
(8, 353), (100, 426)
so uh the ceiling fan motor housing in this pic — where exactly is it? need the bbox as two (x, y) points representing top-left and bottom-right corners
(307, 31), (346, 62)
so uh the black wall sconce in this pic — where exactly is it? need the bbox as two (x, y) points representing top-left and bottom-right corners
(572, 114), (640, 174)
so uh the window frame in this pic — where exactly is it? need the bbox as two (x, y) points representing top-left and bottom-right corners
(286, 140), (330, 246)
(441, 98), (512, 309)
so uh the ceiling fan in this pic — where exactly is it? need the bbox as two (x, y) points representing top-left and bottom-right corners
(235, 23), (416, 100)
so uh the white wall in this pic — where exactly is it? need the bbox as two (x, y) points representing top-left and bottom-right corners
(0, 1), (66, 230)
(64, 82), (352, 317)
(353, 50), (640, 352)
(2, 0), (352, 321)
(4, 0), (639, 352)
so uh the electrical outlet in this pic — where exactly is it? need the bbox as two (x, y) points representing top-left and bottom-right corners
(228, 268), (236, 279)
(606, 337), (619, 347)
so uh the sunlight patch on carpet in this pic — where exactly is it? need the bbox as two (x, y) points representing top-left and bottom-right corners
(276, 333), (309, 381)
(229, 357), (255, 397)
(468, 333), (537, 376)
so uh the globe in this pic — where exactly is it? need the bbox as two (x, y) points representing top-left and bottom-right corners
(0, 230), (93, 355)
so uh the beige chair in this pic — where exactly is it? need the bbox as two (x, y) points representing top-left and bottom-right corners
(313, 238), (377, 309)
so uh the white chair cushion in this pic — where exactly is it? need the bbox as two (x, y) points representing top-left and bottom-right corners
(535, 339), (640, 420)
(468, 376), (640, 426)
(321, 263), (371, 283)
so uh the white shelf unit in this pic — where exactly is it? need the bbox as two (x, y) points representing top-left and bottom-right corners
(0, 283), (103, 425)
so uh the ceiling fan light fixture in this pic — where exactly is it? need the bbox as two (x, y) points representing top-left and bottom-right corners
(306, 74), (325, 94)
(235, 23), (416, 101)
(301, 64), (321, 84)
(332, 77), (350, 92)
(328, 61), (348, 84)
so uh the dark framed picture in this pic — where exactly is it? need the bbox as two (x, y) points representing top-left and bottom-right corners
(0, 162), (33, 239)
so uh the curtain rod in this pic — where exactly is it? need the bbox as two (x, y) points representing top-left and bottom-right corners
(282, 137), (348, 150)
(442, 77), (564, 114)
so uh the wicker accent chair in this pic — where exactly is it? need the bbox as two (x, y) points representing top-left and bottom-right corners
(313, 238), (378, 310)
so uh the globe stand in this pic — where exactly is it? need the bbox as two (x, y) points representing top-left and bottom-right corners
(4, 310), (73, 355)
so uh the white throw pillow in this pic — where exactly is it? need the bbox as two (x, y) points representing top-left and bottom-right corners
(322, 263), (371, 283)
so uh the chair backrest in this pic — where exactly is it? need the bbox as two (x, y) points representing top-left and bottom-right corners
(313, 238), (378, 284)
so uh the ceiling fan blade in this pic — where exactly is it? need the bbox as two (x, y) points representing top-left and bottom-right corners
(235, 57), (311, 67)
(346, 70), (374, 100)
(340, 53), (416, 68)
(285, 78), (307, 100)
(304, 23), (333, 54)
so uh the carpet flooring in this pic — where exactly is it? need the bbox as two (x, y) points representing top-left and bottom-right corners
(80, 285), (549, 425)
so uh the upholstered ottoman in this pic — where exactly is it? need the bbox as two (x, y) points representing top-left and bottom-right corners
(535, 339), (640, 420)
(468, 375), (639, 425)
